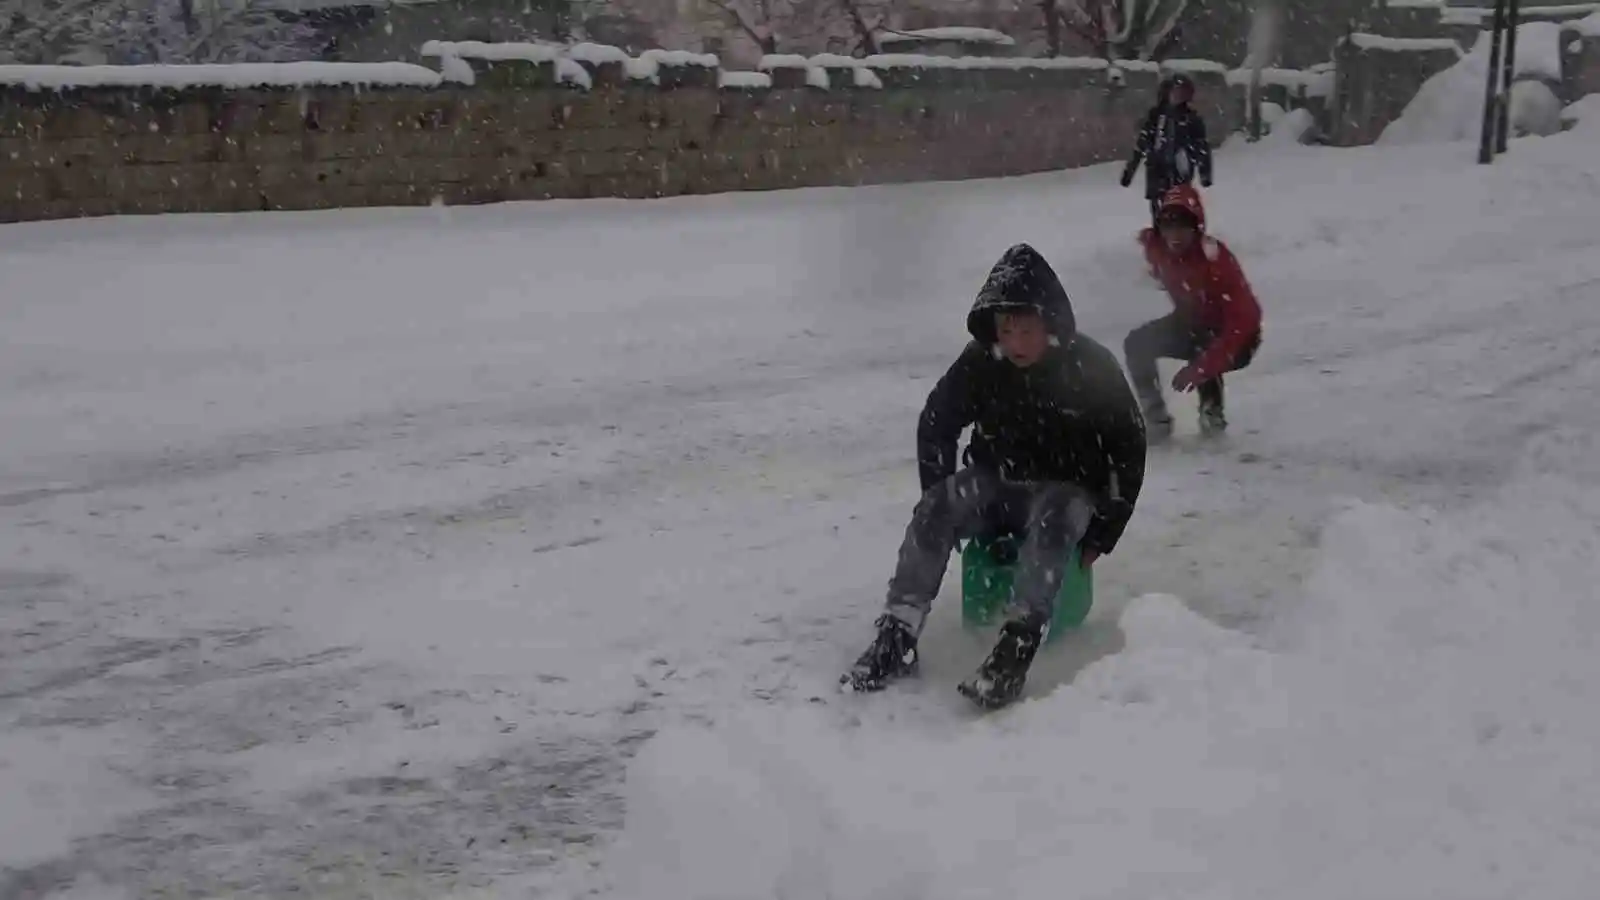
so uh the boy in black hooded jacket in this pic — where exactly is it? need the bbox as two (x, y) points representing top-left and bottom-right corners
(841, 243), (1147, 709)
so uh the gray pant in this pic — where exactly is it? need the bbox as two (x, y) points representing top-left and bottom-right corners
(885, 468), (1095, 635)
(1124, 313), (1260, 414)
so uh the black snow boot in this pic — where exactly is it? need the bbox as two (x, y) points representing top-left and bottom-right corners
(958, 617), (1046, 710)
(840, 614), (919, 693)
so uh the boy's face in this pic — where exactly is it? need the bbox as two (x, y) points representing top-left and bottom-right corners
(995, 311), (1051, 368)
(1157, 213), (1198, 254)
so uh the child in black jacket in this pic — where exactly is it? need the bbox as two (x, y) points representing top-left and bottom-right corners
(1120, 74), (1213, 222)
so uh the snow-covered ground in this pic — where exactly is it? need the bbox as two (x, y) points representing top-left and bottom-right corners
(4, 110), (1600, 899)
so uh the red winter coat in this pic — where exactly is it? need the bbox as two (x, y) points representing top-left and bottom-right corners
(1139, 184), (1263, 382)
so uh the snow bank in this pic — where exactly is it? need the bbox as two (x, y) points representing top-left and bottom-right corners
(0, 62), (442, 90)
(600, 432), (1600, 900)
(1380, 25), (1564, 145)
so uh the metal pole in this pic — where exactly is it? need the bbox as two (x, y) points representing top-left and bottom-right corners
(1494, 0), (1521, 153)
(1477, 0), (1508, 164)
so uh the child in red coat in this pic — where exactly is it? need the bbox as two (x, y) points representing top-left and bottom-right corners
(1125, 184), (1263, 440)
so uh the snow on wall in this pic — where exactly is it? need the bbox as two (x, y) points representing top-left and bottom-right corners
(0, 62), (444, 91)
(1225, 66), (1337, 99)
(0, 38), (1285, 99)
(0, 40), (1273, 225)
(1345, 33), (1465, 53)
(1441, 3), (1600, 26)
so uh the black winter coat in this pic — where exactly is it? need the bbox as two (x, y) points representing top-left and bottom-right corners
(1125, 101), (1212, 199)
(917, 244), (1147, 556)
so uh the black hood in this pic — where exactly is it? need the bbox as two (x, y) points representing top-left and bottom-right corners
(966, 242), (1077, 345)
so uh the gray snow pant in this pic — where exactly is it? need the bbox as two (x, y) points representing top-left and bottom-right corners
(1124, 313), (1260, 414)
(884, 468), (1096, 636)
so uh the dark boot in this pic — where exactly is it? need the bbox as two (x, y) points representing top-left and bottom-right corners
(1198, 378), (1227, 436)
(840, 614), (919, 693)
(958, 617), (1045, 709)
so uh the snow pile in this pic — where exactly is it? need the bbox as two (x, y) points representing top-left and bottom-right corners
(599, 432), (1600, 900)
(1505, 20), (1568, 80)
(1509, 78), (1565, 135)
(437, 54), (474, 85)
(566, 42), (632, 65)
(1264, 106), (1320, 144)
(1379, 24), (1565, 145)
(0, 62), (442, 90)
(553, 58), (590, 90)
(718, 71), (773, 89)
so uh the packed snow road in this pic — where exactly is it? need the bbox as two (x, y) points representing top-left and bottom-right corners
(4, 113), (1600, 899)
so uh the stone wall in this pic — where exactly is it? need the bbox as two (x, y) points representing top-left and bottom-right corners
(1329, 33), (1464, 145)
(0, 49), (1243, 224)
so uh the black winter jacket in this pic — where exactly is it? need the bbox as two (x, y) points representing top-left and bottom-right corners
(1125, 100), (1212, 199)
(917, 243), (1147, 556)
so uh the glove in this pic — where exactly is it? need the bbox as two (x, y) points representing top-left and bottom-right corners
(1171, 364), (1204, 393)
(1119, 168), (1135, 188)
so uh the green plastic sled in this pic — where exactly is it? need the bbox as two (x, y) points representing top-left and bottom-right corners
(960, 539), (1094, 645)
